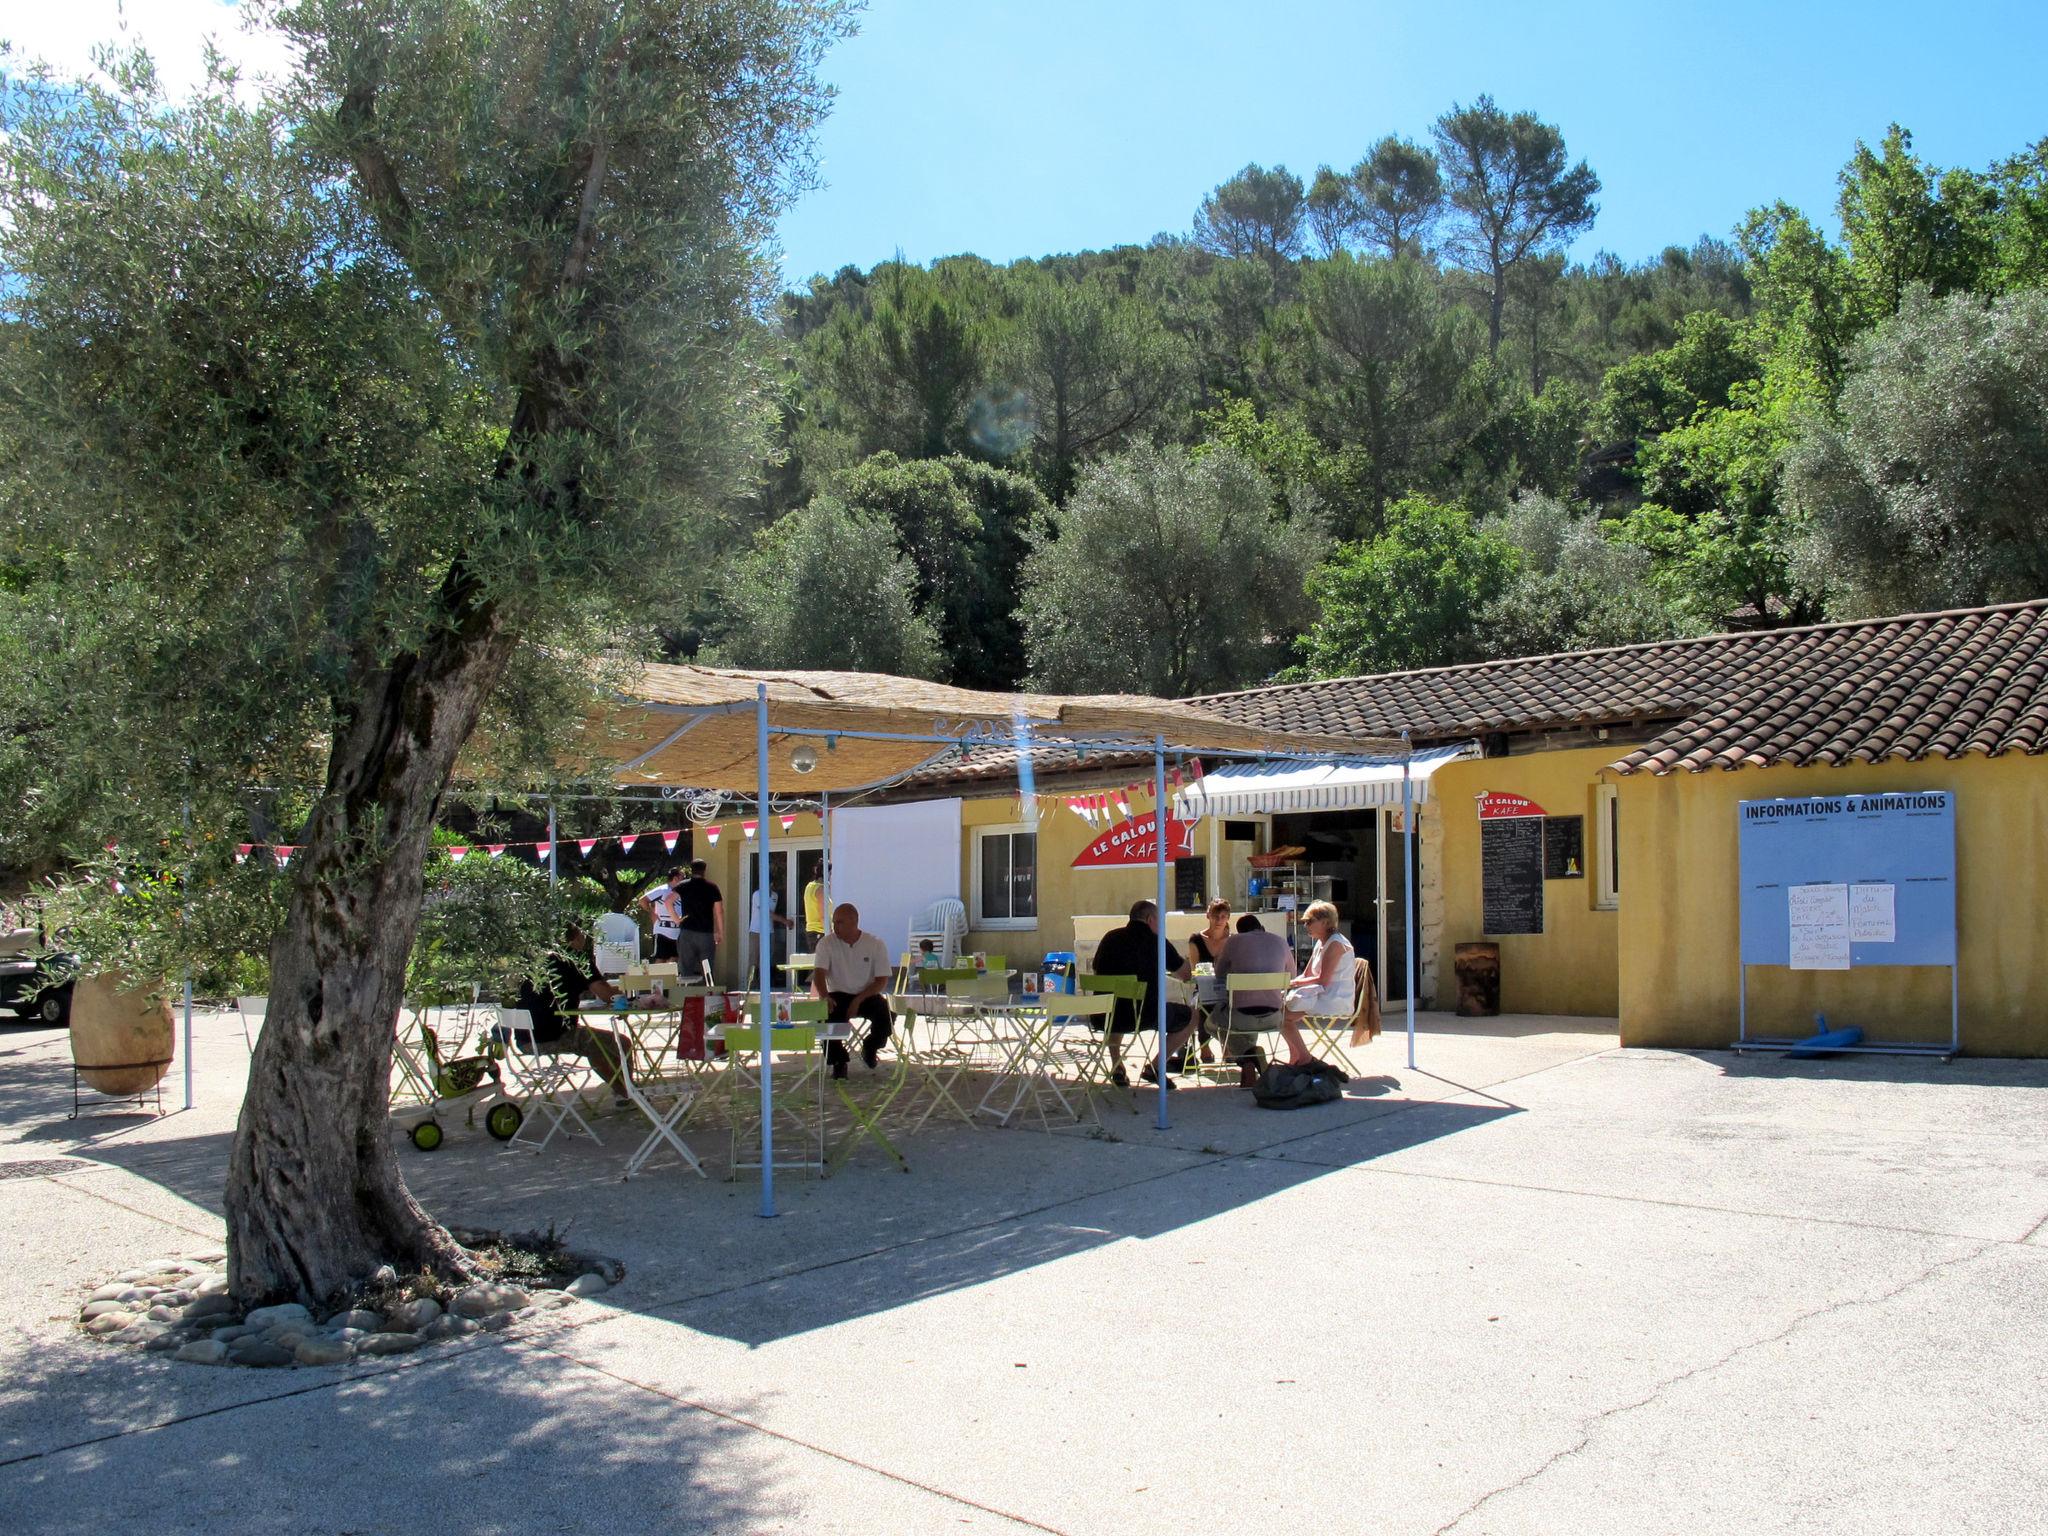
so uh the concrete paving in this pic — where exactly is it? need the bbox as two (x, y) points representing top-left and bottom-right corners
(0, 1006), (2042, 1533)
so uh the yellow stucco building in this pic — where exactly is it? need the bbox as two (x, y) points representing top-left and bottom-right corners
(688, 602), (2046, 1057)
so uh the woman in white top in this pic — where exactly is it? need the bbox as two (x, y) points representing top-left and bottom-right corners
(1281, 900), (1356, 1066)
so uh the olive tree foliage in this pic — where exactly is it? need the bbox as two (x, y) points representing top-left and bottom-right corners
(1784, 285), (2048, 614)
(700, 498), (944, 678)
(0, 0), (849, 1304)
(1479, 492), (1691, 655)
(1021, 444), (1324, 697)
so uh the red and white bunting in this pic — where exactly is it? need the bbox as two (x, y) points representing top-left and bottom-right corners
(533, 841), (552, 861)
(235, 844), (252, 864)
(660, 829), (680, 853)
(1190, 757), (1205, 779)
(487, 844), (506, 859)
(273, 847), (294, 868)
(705, 826), (721, 845)
(779, 814), (795, 832)
(448, 846), (469, 862)
(617, 833), (638, 855)
(577, 838), (597, 858)
(742, 820), (757, 839)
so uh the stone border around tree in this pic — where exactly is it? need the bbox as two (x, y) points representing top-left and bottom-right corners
(75, 1249), (623, 1370)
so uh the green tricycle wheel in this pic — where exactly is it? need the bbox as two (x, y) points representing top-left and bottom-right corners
(484, 1101), (523, 1141)
(410, 1119), (445, 1152)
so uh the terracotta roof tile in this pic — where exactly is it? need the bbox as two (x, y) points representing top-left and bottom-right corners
(1185, 600), (2048, 777)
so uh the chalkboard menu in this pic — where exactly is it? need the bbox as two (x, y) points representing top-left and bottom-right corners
(1482, 818), (1545, 934)
(1175, 856), (1207, 913)
(1544, 815), (1585, 880)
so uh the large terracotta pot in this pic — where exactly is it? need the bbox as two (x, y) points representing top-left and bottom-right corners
(69, 975), (174, 1094)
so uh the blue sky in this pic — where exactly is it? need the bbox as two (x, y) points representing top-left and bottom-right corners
(774, 0), (2048, 285)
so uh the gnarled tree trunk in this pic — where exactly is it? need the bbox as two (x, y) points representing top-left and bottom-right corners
(225, 595), (514, 1305)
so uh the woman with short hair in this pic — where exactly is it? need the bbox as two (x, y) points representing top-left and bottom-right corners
(1281, 900), (1356, 1067)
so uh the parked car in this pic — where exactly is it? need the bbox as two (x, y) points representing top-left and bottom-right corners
(0, 926), (74, 1026)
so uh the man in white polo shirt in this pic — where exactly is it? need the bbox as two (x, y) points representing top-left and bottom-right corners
(638, 867), (686, 963)
(811, 902), (895, 1079)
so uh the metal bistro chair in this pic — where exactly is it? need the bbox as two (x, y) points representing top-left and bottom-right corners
(1077, 972), (1148, 1112)
(235, 995), (267, 1054)
(1218, 972), (1291, 1083)
(1298, 958), (1377, 1075)
(1032, 991), (1117, 1128)
(726, 998), (828, 1180)
(496, 1006), (603, 1152)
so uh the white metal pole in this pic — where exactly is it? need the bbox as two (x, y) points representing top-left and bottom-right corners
(547, 800), (558, 888)
(819, 792), (831, 949)
(756, 685), (776, 1217)
(1402, 733), (1416, 1071)
(1153, 736), (1169, 1131)
(1207, 814), (1220, 903)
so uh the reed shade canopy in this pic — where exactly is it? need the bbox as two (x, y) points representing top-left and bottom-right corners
(572, 664), (1402, 794)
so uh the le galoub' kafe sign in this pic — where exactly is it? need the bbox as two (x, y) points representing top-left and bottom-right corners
(1071, 813), (1196, 870)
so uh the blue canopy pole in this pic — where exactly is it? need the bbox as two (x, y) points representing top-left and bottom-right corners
(1403, 731), (1417, 1072)
(1153, 734), (1169, 1131)
(756, 684), (776, 1218)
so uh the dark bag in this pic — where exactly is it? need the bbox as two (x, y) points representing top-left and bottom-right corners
(1251, 1057), (1349, 1110)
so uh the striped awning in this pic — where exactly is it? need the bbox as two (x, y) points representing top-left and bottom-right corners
(1172, 742), (1479, 818)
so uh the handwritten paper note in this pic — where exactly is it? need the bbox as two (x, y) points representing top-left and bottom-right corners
(1788, 883), (1851, 970)
(1849, 883), (1896, 943)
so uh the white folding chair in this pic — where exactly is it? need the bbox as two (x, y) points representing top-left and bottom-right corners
(498, 1007), (603, 1152)
(236, 995), (267, 1054)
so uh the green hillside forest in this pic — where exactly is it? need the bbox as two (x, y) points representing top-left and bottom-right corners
(702, 101), (2048, 696)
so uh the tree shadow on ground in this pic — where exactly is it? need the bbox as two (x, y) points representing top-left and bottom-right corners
(0, 1335), (780, 1535)
(2, 1031), (1524, 1353)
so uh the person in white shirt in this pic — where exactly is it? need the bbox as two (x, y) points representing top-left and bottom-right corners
(810, 902), (895, 1079)
(638, 867), (686, 963)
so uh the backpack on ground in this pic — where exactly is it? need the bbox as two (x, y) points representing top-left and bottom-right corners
(1251, 1057), (1348, 1110)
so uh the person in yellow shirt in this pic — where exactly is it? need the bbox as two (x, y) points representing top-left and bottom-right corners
(801, 873), (826, 954)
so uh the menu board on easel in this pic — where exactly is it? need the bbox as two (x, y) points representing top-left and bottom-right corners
(1479, 793), (1546, 935)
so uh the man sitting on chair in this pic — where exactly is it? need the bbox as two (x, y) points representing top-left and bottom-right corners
(1091, 899), (1196, 1089)
(811, 902), (895, 1080)
(507, 925), (633, 1103)
(1215, 912), (1293, 1085)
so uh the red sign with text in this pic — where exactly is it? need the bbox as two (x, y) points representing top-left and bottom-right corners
(1477, 792), (1547, 820)
(1071, 813), (1197, 869)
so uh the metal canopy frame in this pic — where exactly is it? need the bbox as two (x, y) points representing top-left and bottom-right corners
(675, 687), (1424, 1218)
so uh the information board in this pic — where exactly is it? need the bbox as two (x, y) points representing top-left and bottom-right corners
(1482, 817), (1545, 934)
(1737, 792), (1956, 968)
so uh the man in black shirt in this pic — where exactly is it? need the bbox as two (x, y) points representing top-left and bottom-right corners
(1091, 899), (1197, 1089)
(510, 926), (632, 1099)
(676, 858), (723, 983)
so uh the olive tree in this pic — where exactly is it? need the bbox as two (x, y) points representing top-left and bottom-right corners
(0, 0), (848, 1304)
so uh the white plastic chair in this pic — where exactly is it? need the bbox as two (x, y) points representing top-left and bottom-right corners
(593, 912), (640, 977)
(908, 897), (967, 965)
(236, 995), (267, 1054)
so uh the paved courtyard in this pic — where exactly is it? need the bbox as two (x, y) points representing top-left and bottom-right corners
(1, 1006), (2042, 1534)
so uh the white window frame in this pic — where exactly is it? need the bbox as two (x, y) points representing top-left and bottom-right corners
(971, 823), (1039, 931)
(1595, 784), (1620, 910)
